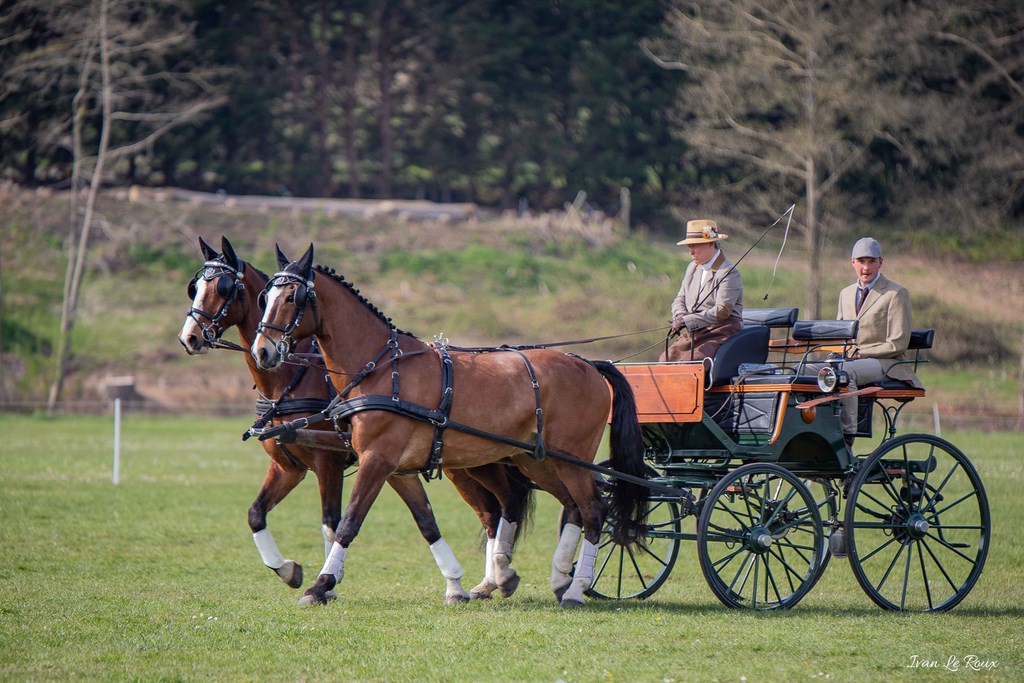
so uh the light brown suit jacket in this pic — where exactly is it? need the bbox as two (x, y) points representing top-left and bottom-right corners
(837, 273), (923, 388)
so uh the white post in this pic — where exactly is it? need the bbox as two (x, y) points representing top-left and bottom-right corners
(112, 397), (121, 485)
(932, 403), (941, 437)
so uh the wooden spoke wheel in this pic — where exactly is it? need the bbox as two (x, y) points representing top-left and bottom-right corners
(697, 463), (824, 610)
(845, 434), (990, 612)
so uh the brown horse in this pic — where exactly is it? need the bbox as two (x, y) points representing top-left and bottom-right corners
(251, 243), (649, 607)
(178, 236), (534, 602)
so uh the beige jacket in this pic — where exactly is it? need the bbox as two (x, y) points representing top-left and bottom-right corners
(837, 273), (923, 388)
(670, 251), (744, 332)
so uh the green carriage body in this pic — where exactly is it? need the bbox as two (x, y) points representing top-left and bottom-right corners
(587, 309), (990, 612)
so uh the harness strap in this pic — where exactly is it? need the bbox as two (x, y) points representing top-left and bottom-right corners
(423, 345), (454, 480)
(257, 394), (686, 498)
(502, 346), (545, 460)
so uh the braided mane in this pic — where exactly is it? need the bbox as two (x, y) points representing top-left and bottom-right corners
(314, 264), (414, 337)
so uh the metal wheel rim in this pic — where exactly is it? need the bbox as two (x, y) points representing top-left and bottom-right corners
(586, 495), (682, 600)
(845, 434), (990, 612)
(697, 463), (824, 610)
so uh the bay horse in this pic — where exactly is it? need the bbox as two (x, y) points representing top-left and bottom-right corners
(251, 243), (649, 607)
(178, 236), (534, 603)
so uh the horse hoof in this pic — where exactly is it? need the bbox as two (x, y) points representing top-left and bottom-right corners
(498, 573), (520, 598)
(298, 588), (330, 606)
(325, 590), (338, 602)
(559, 596), (585, 608)
(446, 592), (471, 605)
(470, 580), (497, 600)
(276, 560), (303, 589)
(552, 582), (571, 603)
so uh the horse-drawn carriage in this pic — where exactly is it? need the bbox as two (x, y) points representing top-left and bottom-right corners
(586, 310), (989, 612)
(181, 238), (989, 613)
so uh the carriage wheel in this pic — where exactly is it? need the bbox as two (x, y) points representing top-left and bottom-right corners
(585, 494), (683, 600)
(557, 464), (684, 600)
(697, 463), (824, 610)
(845, 434), (990, 612)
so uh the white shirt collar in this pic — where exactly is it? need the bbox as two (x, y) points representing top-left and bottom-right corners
(700, 249), (722, 272)
(860, 272), (881, 290)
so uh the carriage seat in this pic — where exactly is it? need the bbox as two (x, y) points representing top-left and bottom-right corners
(709, 325), (771, 386)
(742, 307), (799, 329)
(863, 329), (934, 392)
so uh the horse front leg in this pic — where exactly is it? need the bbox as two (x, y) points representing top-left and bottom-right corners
(300, 456), (390, 606)
(312, 450), (347, 601)
(249, 457), (307, 589)
(388, 473), (470, 605)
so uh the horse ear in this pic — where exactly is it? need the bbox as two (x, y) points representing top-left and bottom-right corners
(221, 236), (240, 271)
(275, 244), (290, 270)
(297, 243), (314, 279)
(199, 236), (218, 261)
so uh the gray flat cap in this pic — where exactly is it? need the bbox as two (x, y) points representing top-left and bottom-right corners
(852, 237), (882, 259)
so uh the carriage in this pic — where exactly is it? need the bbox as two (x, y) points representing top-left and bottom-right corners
(184, 238), (989, 613)
(584, 308), (989, 612)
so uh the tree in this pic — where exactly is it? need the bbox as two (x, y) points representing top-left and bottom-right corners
(1, 0), (229, 409)
(645, 1), (913, 316)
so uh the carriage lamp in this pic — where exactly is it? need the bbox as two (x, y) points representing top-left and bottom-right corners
(816, 366), (838, 393)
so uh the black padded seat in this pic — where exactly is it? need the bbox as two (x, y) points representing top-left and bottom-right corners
(908, 329), (934, 350)
(742, 307), (799, 328)
(792, 319), (858, 341)
(709, 325), (771, 386)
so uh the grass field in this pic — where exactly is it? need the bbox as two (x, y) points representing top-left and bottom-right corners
(1, 414), (1022, 682)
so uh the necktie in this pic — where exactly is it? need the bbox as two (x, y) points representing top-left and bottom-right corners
(856, 286), (870, 313)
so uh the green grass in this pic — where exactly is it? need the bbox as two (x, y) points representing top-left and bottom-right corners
(1, 415), (1022, 681)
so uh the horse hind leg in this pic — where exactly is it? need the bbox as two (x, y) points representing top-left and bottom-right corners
(551, 510), (582, 602)
(388, 473), (470, 605)
(451, 465), (533, 599)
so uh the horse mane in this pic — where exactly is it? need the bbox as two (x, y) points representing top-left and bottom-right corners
(313, 264), (416, 338)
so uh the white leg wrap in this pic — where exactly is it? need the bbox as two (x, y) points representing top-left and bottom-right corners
(561, 539), (599, 605)
(494, 518), (517, 557)
(573, 539), (599, 585)
(320, 542), (347, 582)
(253, 529), (285, 570)
(484, 538), (496, 583)
(552, 523), (582, 575)
(429, 538), (465, 580)
(322, 525), (337, 562)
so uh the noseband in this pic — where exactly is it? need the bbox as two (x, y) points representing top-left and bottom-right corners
(185, 260), (245, 344)
(255, 271), (319, 359)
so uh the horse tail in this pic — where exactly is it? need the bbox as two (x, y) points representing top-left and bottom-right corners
(590, 359), (649, 547)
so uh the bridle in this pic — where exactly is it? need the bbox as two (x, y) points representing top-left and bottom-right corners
(255, 270), (320, 360)
(185, 260), (245, 345)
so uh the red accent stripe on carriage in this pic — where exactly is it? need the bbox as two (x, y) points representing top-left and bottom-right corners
(612, 363), (705, 423)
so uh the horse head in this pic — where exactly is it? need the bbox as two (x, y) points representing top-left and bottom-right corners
(178, 235), (248, 355)
(251, 243), (318, 370)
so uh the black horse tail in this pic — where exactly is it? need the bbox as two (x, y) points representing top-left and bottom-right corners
(590, 359), (649, 547)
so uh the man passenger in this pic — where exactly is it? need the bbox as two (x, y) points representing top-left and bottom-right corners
(837, 237), (924, 446)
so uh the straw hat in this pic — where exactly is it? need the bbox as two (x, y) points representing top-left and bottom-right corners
(677, 219), (728, 245)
